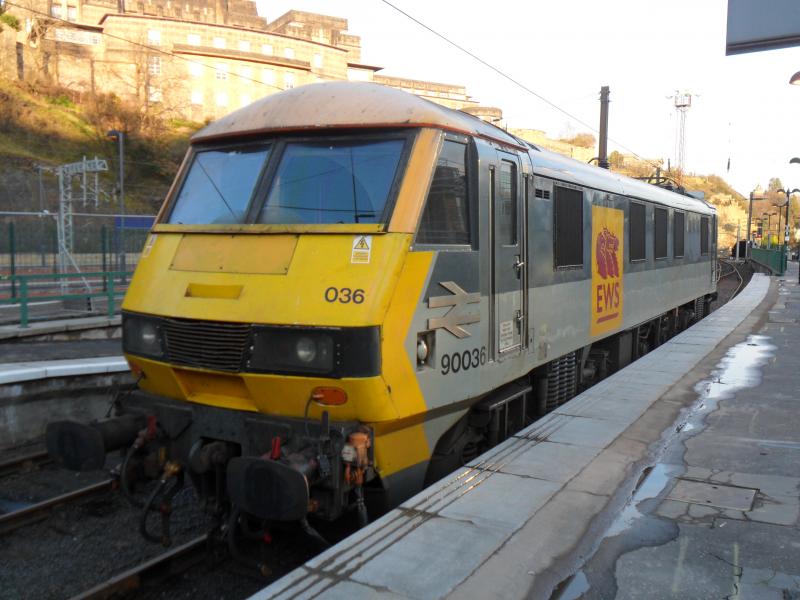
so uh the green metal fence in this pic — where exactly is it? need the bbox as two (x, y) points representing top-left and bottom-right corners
(1, 214), (153, 300)
(751, 246), (788, 276)
(0, 271), (133, 327)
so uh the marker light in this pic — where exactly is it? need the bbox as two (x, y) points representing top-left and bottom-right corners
(311, 387), (348, 406)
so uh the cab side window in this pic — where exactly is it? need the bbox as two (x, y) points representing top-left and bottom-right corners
(417, 140), (470, 245)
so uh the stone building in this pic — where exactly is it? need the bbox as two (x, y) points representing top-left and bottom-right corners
(1, 1), (479, 121)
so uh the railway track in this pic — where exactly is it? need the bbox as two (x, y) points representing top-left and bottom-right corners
(0, 449), (51, 478)
(718, 258), (745, 298)
(0, 478), (115, 535)
(69, 534), (210, 600)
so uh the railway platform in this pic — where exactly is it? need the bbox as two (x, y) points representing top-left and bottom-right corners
(255, 264), (795, 600)
(0, 315), (128, 449)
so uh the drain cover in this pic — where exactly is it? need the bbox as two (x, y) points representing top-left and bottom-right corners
(666, 479), (756, 511)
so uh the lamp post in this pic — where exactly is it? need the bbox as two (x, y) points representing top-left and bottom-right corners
(105, 130), (125, 277)
(788, 77), (800, 281)
(747, 186), (767, 258)
(763, 212), (773, 245)
(773, 200), (789, 242)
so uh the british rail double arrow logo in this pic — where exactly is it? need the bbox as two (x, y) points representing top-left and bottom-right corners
(427, 281), (480, 339)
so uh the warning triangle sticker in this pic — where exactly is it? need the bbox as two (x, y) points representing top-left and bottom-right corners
(354, 237), (370, 250)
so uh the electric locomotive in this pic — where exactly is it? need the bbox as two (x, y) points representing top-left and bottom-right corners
(47, 82), (716, 545)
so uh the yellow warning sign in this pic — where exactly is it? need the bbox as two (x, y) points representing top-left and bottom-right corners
(351, 235), (372, 264)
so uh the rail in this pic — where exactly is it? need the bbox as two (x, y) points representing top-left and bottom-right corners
(0, 450), (51, 478)
(0, 271), (134, 328)
(0, 479), (115, 535)
(69, 534), (209, 600)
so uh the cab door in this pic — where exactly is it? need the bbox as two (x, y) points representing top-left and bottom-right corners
(490, 151), (525, 358)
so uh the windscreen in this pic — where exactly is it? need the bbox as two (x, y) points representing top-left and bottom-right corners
(168, 145), (270, 224)
(257, 139), (405, 225)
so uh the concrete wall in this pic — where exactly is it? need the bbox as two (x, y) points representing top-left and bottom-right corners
(0, 371), (133, 448)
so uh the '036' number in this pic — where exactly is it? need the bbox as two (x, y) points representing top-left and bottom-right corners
(441, 347), (486, 375)
(324, 286), (365, 304)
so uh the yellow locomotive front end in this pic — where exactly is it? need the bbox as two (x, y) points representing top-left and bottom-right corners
(47, 84), (448, 543)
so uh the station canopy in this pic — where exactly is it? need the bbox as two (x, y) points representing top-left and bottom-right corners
(727, 0), (800, 55)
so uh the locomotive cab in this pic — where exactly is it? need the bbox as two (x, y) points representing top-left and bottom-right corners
(48, 84), (461, 540)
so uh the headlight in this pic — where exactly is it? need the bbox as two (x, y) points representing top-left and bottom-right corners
(249, 328), (334, 374)
(122, 313), (164, 359)
(248, 326), (380, 378)
(296, 337), (319, 363)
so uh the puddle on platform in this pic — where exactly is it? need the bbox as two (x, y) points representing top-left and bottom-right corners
(551, 335), (776, 599)
(551, 570), (589, 600)
(605, 335), (775, 541)
(681, 334), (775, 433)
(604, 463), (681, 539)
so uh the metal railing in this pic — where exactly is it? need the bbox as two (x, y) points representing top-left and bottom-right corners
(0, 271), (133, 328)
(751, 246), (788, 276)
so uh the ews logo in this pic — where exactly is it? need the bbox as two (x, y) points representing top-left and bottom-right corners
(591, 207), (624, 336)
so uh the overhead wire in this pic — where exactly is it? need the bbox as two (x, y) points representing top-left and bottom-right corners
(377, 0), (664, 171)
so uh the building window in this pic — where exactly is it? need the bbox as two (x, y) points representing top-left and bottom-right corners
(283, 47), (295, 59)
(262, 43), (273, 55)
(213, 37), (225, 49)
(553, 186), (583, 268)
(66, 5), (77, 21)
(51, 4), (62, 18)
(417, 140), (470, 245)
(673, 212), (685, 257)
(187, 33), (200, 46)
(190, 90), (203, 105)
(284, 72), (296, 89)
(262, 68), (275, 86)
(654, 207), (668, 259)
(216, 91), (228, 107)
(239, 40), (250, 52)
(629, 202), (646, 261)
(189, 62), (202, 77)
(241, 66), (252, 79)
(313, 53), (322, 68)
(216, 63), (228, 80)
(241, 94), (251, 107)
(148, 56), (161, 76)
(701, 216), (710, 255)
(148, 87), (163, 103)
(147, 29), (161, 46)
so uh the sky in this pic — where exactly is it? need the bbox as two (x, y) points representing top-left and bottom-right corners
(255, 0), (800, 198)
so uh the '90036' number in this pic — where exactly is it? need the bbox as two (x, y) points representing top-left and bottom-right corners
(324, 287), (365, 304)
(441, 347), (486, 375)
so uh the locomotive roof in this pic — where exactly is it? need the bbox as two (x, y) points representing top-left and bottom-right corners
(531, 147), (716, 215)
(192, 81), (523, 148)
(193, 81), (714, 215)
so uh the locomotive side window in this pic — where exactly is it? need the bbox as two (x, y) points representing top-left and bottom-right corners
(629, 202), (646, 261)
(654, 207), (668, 259)
(674, 212), (685, 257)
(498, 160), (517, 245)
(168, 145), (271, 224)
(553, 186), (582, 268)
(258, 138), (406, 225)
(700, 215), (710, 254)
(417, 140), (470, 245)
